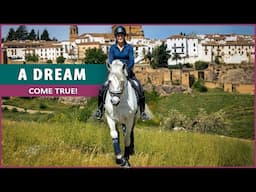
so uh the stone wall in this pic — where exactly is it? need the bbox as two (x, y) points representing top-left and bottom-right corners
(224, 83), (233, 92)
(235, 84), (254, 94)
(134, 64), (254, 94)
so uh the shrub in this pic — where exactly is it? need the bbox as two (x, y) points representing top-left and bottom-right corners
(192, 79), (207, 92)
(162, 109), (189, 130)
(192, 108), (230, 135)
(194, 61), (209, 70)
(11, 107), (18, 112)
(46, 60), (53, 64)
(39, 102), (47, 109)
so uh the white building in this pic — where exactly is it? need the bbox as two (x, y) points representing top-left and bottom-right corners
(166, 33), (254, 65)
(166, 34), (201, 65)
(60, 40), (78, 60)
(34, 44), (63, 62)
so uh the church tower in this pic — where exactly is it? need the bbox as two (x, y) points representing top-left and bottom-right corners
(112, 25), (144, 40)
(69, 25), (78, 42)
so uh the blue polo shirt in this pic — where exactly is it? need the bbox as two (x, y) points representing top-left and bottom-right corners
(109, 43), (134, 71)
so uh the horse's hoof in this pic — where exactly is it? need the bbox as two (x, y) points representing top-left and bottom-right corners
(116, 157), (126, 165)
(121, 162), (131, 168)
(116, 157), (131, 168)
(121, 160), (131, 168)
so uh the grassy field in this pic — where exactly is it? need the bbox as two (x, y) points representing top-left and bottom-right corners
(1, 90), (254, 167)
(2, 119), (254, 167)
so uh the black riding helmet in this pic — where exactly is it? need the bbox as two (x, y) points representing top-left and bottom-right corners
(114, 26), (126, 36)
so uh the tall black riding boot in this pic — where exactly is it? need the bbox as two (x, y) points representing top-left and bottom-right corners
(95, 97), (103, 120)
(139, 96), (149, 121)
(95, 85), (107, 120)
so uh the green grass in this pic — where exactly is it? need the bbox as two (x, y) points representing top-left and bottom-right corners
(153, 92), (253, 118)
(145, 91), (254, 139)
(2, 119), (254, 167)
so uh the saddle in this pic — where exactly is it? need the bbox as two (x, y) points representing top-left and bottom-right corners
(128, 79), (140, 105)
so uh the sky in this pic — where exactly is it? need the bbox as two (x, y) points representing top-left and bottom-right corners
(1, 24), (254, 41)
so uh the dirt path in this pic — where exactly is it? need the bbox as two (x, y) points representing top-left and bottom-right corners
(2, 104), (54, 114)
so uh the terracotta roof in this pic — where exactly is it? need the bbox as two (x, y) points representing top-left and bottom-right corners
(202, 40), (254, 46)
(77, 42), (101, 45)
(168, 35), (186, 39)
(3, 40), (60, 48)
(78, 33), (114, 39)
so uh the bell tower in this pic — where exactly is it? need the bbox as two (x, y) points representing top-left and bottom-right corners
(69, 25), (78, 42)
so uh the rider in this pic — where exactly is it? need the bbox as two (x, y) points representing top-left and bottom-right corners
(95, 25), (149, 121)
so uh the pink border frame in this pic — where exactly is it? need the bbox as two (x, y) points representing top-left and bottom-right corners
(0, 23), (255, 169)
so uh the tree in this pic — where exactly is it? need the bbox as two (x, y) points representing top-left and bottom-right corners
(15, 25), (28, 40)
(150, 42), (171, 68)
(6, 28), (16, 41)
(83, 48), (108, 64)
(158, 42), (170, 67)
(47, 59), (53, 63)
(214, 56), (220, 64)
(194, 61), (209, 70)
(56, 56), (65, 64)
(25, 53), (39, 62)
(28, 29), (37, 40)
(37, 30), (40, 40)
(172, 53), (182, 65)
(145, 51), (153, 65)
(40, 29), (51, 41)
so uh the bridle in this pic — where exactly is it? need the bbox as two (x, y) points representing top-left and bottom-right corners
(108, 73), (127, 106)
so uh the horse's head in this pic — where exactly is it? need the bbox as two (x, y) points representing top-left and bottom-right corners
(107, 60), (128, 106)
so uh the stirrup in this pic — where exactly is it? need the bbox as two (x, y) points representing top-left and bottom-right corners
(141, 112), (149, 121)
(95, 109), (102, 120)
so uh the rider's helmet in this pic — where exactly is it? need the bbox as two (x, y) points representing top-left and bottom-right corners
(114, 25), (126, 36)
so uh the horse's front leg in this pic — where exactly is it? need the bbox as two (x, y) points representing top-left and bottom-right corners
(106, 116), (129, 167)
(124, 119), (135, 160)
(106, 116), (121, 156)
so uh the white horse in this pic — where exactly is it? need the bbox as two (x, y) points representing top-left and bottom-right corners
(104, 59), (138, 168)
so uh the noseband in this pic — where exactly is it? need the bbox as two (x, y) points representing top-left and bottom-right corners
(108, 76), (126, 106)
